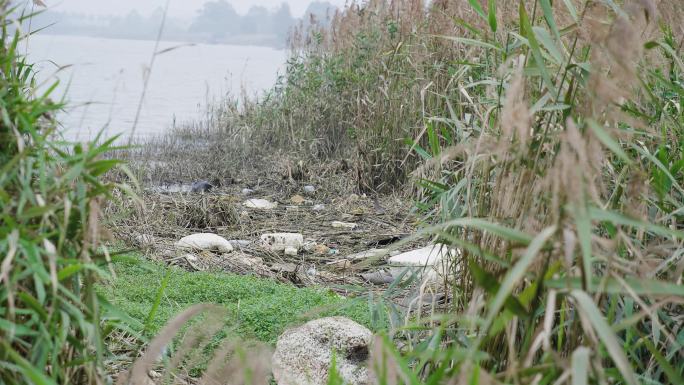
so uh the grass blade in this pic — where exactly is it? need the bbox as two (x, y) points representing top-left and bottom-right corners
(144, 269), (171, 333)
(466, 0), (486, 20)
(586, 119), (632, 165)
(481, 226), (556, 335)
(572, 347), (591, 385)
(487, 0), (497, 33)
(519, 2), (557, 94)
(572, 290), (638, 385)
(539, 0), (561, 41)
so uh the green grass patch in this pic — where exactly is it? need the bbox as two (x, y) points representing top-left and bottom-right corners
(99, 254), (378, 344)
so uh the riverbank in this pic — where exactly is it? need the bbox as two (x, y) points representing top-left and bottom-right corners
(103, 151), (438, 382)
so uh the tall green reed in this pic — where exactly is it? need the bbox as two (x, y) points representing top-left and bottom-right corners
(402, 1), (684, 384)
(0, 2), (131, 383)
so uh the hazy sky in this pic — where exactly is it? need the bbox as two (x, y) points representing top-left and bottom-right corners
(37, 0), (350, 18)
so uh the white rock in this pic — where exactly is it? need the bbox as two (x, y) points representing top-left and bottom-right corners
(388, 244), (455, 282)
(303, 185), (316, 194)
(260, 233), (304, 251)
(183, 253), (198, 262)
(331, 221), (358, 229)
(241, 188), (255, 195)
(346, 248), (389, 260)
(243, 198), (277, 210)
(272, 317), (372, 385)
(284, 246), (298, 256)
(175, 233), (233, 253)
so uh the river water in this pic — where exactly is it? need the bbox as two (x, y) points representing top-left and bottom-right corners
(26, 34), (286, 141)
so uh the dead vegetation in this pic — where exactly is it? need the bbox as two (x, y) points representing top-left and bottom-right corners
(108, 156), (424, 292)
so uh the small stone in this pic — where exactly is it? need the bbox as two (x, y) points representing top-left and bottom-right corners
(290, 194), (306, 205)
(332, 221), (357, 229)
(312, 204), (325, 211)
(133, 233), (154, 247)
(183, 253), (198, 262)
(241, 188), (255, 195)
(243, 198), (277, 210)
(303, 185), (316, 194)
(175, 233), (233, 253)
(284, 246), (298, 256)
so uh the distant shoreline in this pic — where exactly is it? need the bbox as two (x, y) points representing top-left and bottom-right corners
(35, 30), (288, 50)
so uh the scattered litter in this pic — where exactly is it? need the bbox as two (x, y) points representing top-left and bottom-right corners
(271, 262), (298, 273)
(228, 239), (251, 248)
(303, 185), (316, 194)
(388, 244), (456, 281)
(313, 244), (330, 254)
(350, 207), (365, 215)
(326, 259), (351, 271)
(161, 249), (175, 259)
(117, 171), (419, 291)
(190, 180), (213, 193)
(346, 248), (388, 260)
(260, 233), (304, 251)
(290, 194), (306, 205)
(175, 233), (233, 253)
(235, 255), (264, 267)
(361, 270), (395, 285)
(284, 246), (298, 256)
(148, 370), (161, 379)
(303, 241), (317, 252)
(243, 198), (277, 210)
(332, 221), (358, 229)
